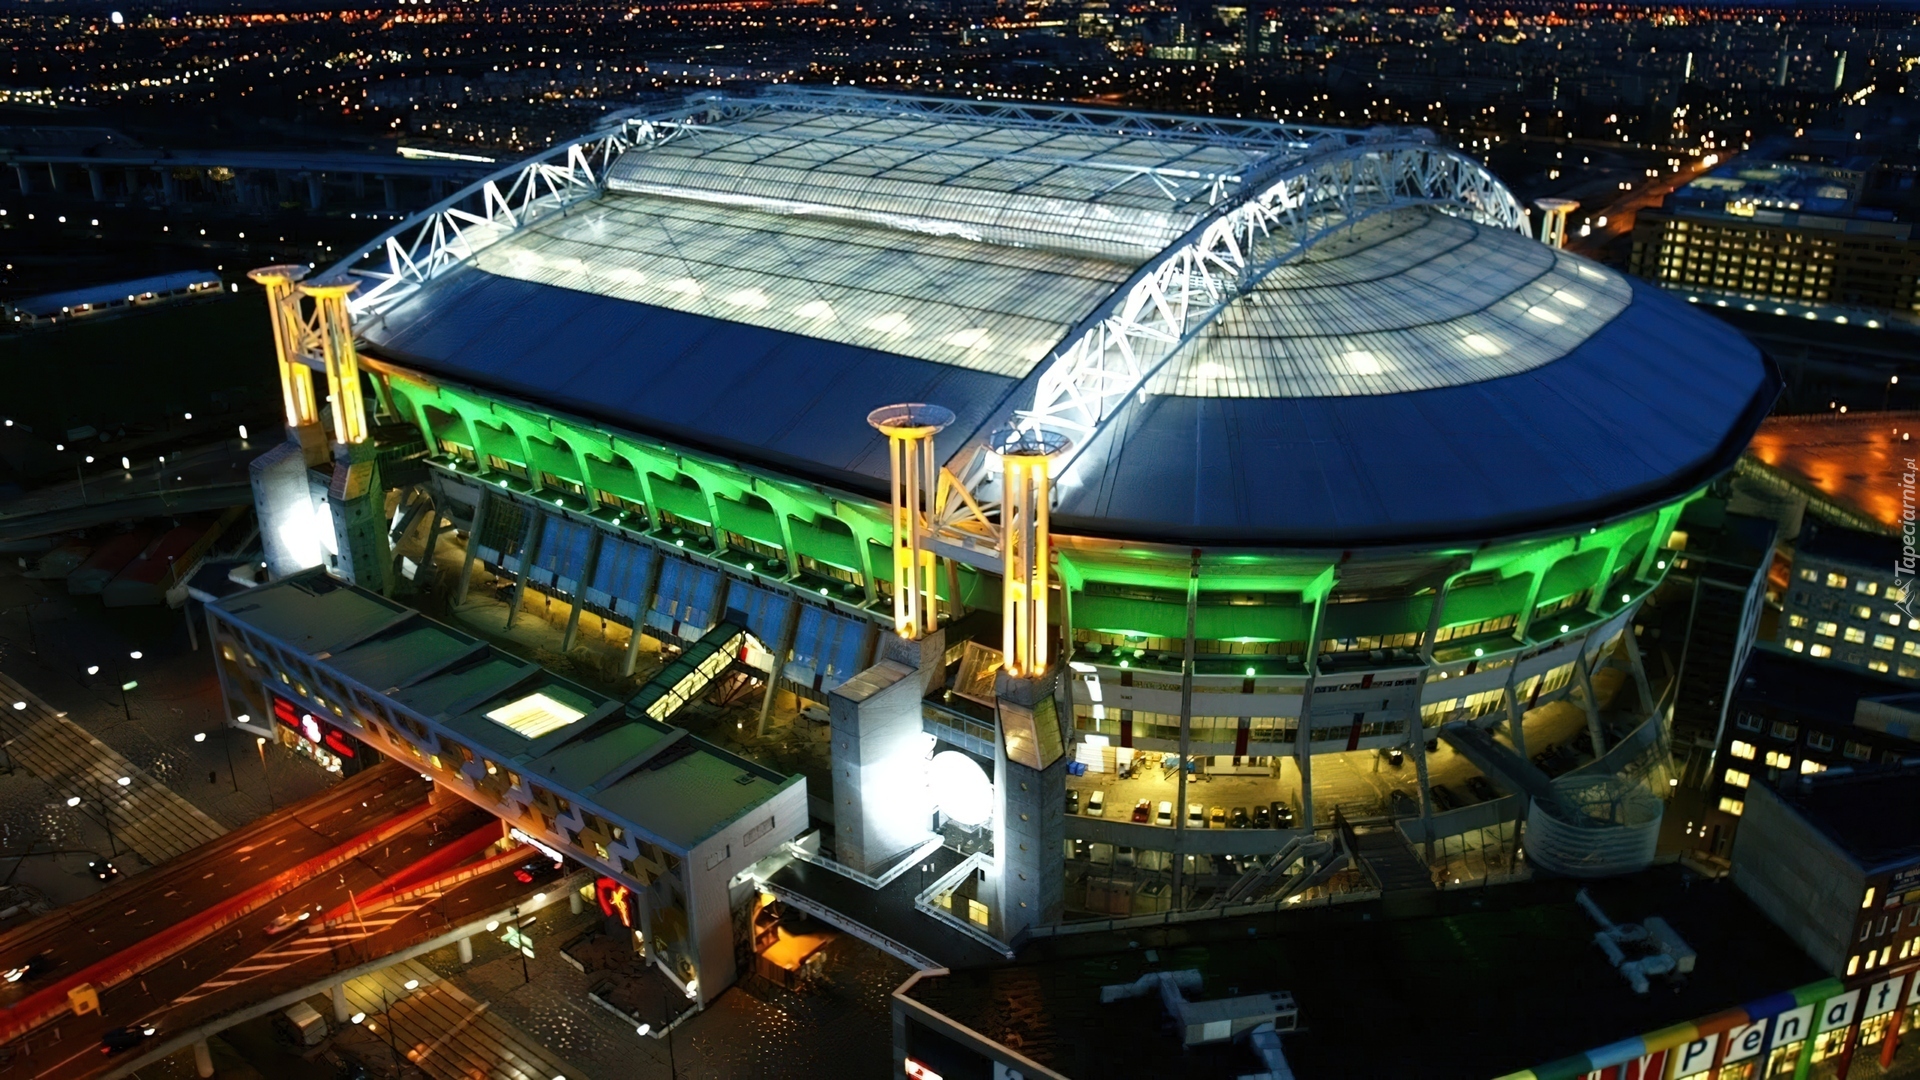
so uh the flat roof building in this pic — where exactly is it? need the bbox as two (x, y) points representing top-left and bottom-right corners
(1732, 761), (1920, 981)
(205, 570), (806, 1002)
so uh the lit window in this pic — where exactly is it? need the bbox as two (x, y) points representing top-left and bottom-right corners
(1718, 797), (1744, 816)
(1864, 888), (1876, 909)
(1788, 614), (1809, 629)
(1848, 954), (1860, 976)
(1730, 740), (1756, 760)
(1845, 628), (1867, 644)
(1801, 760), (1827, 775)
(1799, 568), (1818, 582)
(1765, 750), (1793, 770)
(1724, 768), (1750, 788)
(1828, 572), (1850, 588)
(1883, 612), (1902, 626)
(1856, 580), (1879, 596)
(1785, 638), (1806, 653)
(1816, 621), (1838, 637)
(485, 691), (588, 739)
(1854, 605), (1873, 620)
(1904, 641), (1920, 657)
(1902, 664), (1919, 679)
(1811, 644), (1833, 658)
(1870, 660), (1891, 673)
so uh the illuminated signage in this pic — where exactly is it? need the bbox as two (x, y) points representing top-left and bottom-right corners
(509, 826), (567, 865)
(596, 876), (636, 929)
(903, 1060), (943, 1080)
(271, 695), (356, 758)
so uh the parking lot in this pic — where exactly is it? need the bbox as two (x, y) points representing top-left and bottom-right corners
(1064, 666), (1628, 830)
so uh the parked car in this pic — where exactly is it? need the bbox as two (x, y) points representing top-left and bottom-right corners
(1065, 789), (1080, 815)
(1188, 802), (1204, 827)
(3, 953), (58, 984)
(1388, 789), (1419, 817)
(264, 910), (311, 936)
(99, 1022), (157, 1056)
(1465, 775), (1499, 802)
(1379, 747), (1405, 768)
(1272, 802), (1296, 829)
(1115, 846), (1136, 869)
(1131, 799), (1151, 823)
(1251, 804), (1272, 829)
(1230, 806), (1250, 829)
(1086, 790), (1105, 817)
(1430, 784), (1461, 811)
(1156, 801), (1174, 826)
(1208, 805), (1227, 828)
(513, 858), (562, 884)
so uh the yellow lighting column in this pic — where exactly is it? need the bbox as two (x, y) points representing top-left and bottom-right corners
(299, 278), (370, 447)
(993, 427), (1068, 679)
(1535, 197), (1579, 249)
(867, 404), (955, 640)
(248, 265), (319, 432)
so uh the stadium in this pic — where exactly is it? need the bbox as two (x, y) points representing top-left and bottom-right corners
(213, 87), (1777, 998)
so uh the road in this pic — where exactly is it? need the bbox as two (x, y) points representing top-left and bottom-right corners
(1566, 156), (1714, 258)
(0, 437), (259, 542)
(0, 764), (517, 1078)
(0, 762), (429, 1002)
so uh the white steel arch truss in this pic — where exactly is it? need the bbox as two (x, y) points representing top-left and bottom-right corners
(935, 136), (1527, 540)
(327, 105), (730, 320)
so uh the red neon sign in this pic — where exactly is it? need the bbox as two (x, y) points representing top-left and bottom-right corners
(595, 876), (635, 929)
(269, 695), (356, 759)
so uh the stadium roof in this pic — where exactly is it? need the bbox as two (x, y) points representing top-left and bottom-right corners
(9, 270), (221, 317)
(352, 89), (1777, 548)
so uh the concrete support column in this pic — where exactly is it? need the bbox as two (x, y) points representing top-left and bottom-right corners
(1622, 626), (1657, 716)
(331, 980), (351, 1023)
(193, 1038), (214, 1078)
(418, 507), (451, 588)
(569, 888), (584, 915)
(453, 494), (490, 607)
(505, 511), (545, 630)
(456, 935), (474, 964)
(1574, 646), (1609, 758)
(382, 176), (398, 210)
(1407, 706), (1435, 862)
(1170, 551), (1200, 908)
(87, 166), (106, 201)
(755, 598), (803, 737)
(306, 173), (324, 211)
(45, 163), (62, 193)
(562, 529), (604, 652)
(12, 164), (31, 194)
(622, 555), (666, 677)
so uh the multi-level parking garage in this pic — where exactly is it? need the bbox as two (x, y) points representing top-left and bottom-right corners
(233, 87), (1776, 986)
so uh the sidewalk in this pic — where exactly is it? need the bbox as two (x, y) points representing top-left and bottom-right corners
(0, 561), (335, 833)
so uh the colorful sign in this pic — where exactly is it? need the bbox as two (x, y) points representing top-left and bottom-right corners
(1501, 968), (1920, 1080)
(596, 876), (636, 929)
(271, 695), (357, 759)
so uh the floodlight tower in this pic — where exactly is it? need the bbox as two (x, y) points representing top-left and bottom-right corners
(992, 426), (1069, 680)
(1535, 198), (1579, 249)
(246, 268), (390, 592)
(867, 404), (956, 641)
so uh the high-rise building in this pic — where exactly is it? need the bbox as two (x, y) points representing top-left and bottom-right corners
(1627, 138), (1920, 327)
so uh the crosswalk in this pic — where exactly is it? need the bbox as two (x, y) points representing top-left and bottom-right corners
(0, 671), (227, 865)
(343, 959), (584, 1080)
(170, 896), (446, 1006)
